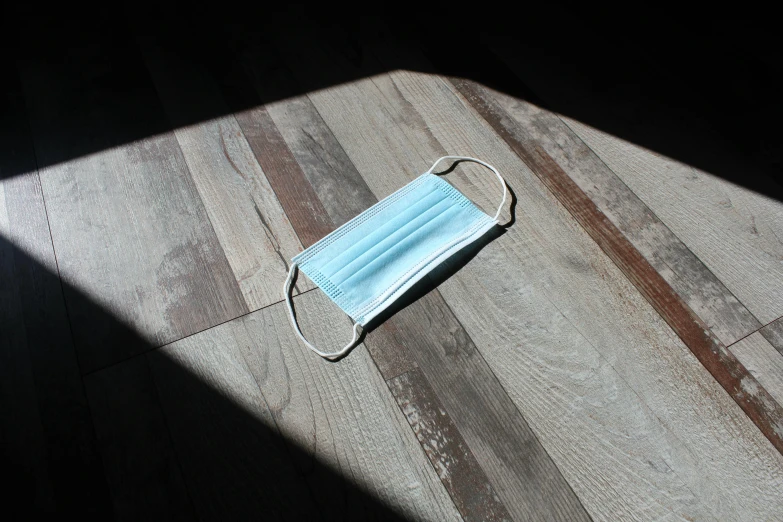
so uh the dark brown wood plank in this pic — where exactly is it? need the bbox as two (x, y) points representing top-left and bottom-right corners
(84, 355), (195, 521)
(0, 68), (112, 517)
(388, 369), (510, 522)
(235, 106), (334, 249)
(137, 35), (314, 310)
(449, 77), (783, 455)
(16, 21), (248, 373)
(212, 32), (589, 520)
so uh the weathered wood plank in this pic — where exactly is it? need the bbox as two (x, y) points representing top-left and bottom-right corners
(296, 58), (783, 519)
(84, 355), (195, 520)
(388, 369), (510, 522)
(377, 292), (585, 522)
(151, 290), (462, 521)
(245, 32), (590, 521)
(730, 332), (783, 408)
(18, 37), (248, 372)
(761, 317), (783, 357)
(564, 118), (783, 326)
(202, 47), (337, 250)
(137, 37), (313, 309)
(479, 89), (759, 345)
(448, 77), (783, 456)
(362, 24), (761, 347)
(264, 96), (378, 227)
(0, 72), (111, 517)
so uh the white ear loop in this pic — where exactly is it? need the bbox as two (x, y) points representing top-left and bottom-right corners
(425, 155), (507, 222)
(284, 263), (362, 360)
(284, 156), (507, 360)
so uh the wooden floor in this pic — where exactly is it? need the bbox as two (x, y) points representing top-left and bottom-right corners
(2, 8), (783, 521)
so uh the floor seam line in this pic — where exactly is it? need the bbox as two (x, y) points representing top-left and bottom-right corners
(82, 288), (318, 377)
(727, 315), (783, 349)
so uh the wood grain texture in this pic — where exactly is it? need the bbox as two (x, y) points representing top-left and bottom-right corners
(453, 76), (783, 456)
(138, 37), (313, 309)
(235, 106), (335, 249)
(730, 332), (783, 407)
(564, 118), (783, 325)
(761, 317), (783, 356)
(299, 60), (783, 519)
(229, 37), (588, 520)
(152, 290), (463, 521)
(264, 95), (377, 227)
(0, 73), (111, 517)
(18, 44), (248, 373)
(388, 369), (511, 522)
(84, 355), (195, 521)
(478, 88), (759, 346)
(375, 292), (587, 522)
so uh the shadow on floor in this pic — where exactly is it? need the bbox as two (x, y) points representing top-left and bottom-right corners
(1, 3), (780, 518)
(0, 234), (409, 520)
(2, 4), (781, 201)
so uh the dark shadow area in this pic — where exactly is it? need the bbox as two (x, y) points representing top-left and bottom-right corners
(2, 4), (781, 200)
(0, 235), (409, 520)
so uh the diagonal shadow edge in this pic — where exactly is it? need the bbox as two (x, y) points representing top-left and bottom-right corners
(0, 4), (780, 203)
(0, 232), (423, 520)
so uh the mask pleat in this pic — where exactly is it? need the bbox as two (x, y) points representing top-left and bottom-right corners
(328, 197), (458, 284)
(337, 203), (473, 298)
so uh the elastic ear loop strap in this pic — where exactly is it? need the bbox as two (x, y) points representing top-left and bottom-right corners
(285, 156), (506, 359)
(284, 263), (362, 359)
(425, 155), (507, 222)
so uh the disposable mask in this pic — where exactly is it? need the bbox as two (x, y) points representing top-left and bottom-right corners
(283, 156), (507, 359)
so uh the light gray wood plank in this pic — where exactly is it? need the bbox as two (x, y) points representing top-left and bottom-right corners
(762, 317), (783, 356)
(371, 291), (587, 521)
(564, 118), (783, 326)
(481, 88), (760, 345)
(731, 332), (783, 407)
(448, 76), (783, 454)
(302, 68), (783, 520)
(153, 290), (462, 521)
(138, 37), (313, 310)
(18, 51), (249, 373)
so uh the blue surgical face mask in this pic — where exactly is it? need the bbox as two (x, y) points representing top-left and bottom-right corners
(284, 156), (507, 359)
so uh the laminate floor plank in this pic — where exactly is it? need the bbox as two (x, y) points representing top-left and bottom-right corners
(476, 88), (760, 346)
(563, 118), (783, 326)
(225, 31), (588, 521)
(0, 71), (111, 517)
(730, 332), (783, 407)
(137, 36), (313, 310)
(150, 290), (463, 521)
(17, 27), (248, 373)
(481, 25), (783, 328)
(449, 76), (783, 451)
(278, 34), (783, 517)
(762, 317), (783, 356)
